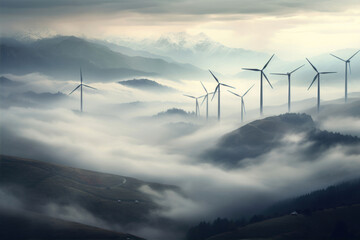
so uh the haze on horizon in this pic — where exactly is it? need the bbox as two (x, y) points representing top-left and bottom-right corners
(1, 0), (360, 60)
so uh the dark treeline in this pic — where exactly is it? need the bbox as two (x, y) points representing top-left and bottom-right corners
(186, 178), (360, 240)
(266, 178), (360, 216)
(186, 218), (246, 240)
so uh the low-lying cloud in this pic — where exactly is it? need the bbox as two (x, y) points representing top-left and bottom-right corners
(1, 73), (360, 240)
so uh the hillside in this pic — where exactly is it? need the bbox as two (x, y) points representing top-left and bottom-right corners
(187, 178), (360, 240)
(0, 76), (22, 87)
(118, 78), (176, 92)
(203, 113), (360, 167)
(207, 205), (360, 240)
(0, 36), (206, 81)
(0, 155), (179, 225)
(0, 208), (144, 240)
(1, 91), (68, 108)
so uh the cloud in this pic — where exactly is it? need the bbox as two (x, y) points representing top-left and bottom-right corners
(1, 73), (360, 240)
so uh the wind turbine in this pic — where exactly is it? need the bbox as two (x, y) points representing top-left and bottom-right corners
(69, 68), (97, 112)
(242, 54), (275, 116)
(228, 84), (255, 123)
(330, 50), (360, 102)
(184, 94), (203, 117)
(271, 64), (304, 112)
(199, 81), (214, 120)
(209, 70), (235, 121)
(306, 58), (336, 113)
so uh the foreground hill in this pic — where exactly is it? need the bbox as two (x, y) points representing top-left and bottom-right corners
(208, 205), (360, 240)
(0, 208), (144, 240)
(0, 155), (179, 225)
(203, 113), (360, 167)
(187, 178), (360, 240)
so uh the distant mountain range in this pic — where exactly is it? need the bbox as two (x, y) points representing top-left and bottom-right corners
(105, 33), (360, 83)
(203, 113), (360, 168)
(107, 32), (270, 76)
(2, 34), (359, 84)
(118, 78), (176, 92)
(0, 36), (207, 81)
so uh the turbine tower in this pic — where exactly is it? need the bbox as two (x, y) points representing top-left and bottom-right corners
(306, 58), (336, 113)
(184, 94), (203, 117)
(69, 68), (97, 112)
(242, 54), (275, 116)
(271, 64), (304, 112)
(228, 84), (254, 123)
(330, 50), (360, 102)
(209, 70), (235, 121)
(199, 81), (214, 120)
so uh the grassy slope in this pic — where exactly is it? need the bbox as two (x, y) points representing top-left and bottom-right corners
(0, 208), (144, 240)
(0, 155), (178, 225)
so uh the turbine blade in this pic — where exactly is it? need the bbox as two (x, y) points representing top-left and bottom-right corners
(211, 85), (219, 101)
(270, 73), (287, 75)
(200, 81), (208, 93)
(201, 95), (207, 106)
(184, 94), (196, 99)
(220, 83), (235, 89)
(80, 68), (83, 84)
(348, 50), (360, 61)
(330, 54), (345, 62)
(290, 64), (305, 74)
(242, 68), (261, 71)
(307, 74), (318, 90)
(228, 90), (241, 97)
(69, 84), (81, 95)
(319, 72), (336, 74)
(243, 84), (255, 97)
(83, 84), (97, 90)
(262, 73), (273, 89)
(306, 58), (318, 72)
(262, 54), (275, 70)
(209, 70), (219, 83)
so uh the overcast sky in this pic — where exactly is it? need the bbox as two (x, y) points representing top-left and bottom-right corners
(1, 0), (360, 59)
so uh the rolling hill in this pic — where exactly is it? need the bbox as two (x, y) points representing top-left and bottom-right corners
(207, 205), (360, 240)
(203, 113), (360, 168)
(187, 178), (360, 240)
(0, 155), (179, 226)
(118, 78), (176, 92)
(0, 208), (144, 240)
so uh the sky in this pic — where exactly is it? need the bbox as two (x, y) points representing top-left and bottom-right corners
(1, 0), (360, 59)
